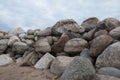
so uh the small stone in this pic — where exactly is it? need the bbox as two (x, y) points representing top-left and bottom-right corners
(8, 36), (20, 46)
(94, 30), (108, 38)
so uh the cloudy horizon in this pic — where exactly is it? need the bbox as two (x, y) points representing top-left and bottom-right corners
(0, 0), (120, 31)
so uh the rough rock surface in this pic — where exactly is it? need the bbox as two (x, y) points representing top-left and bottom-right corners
(52, 19), (84, 36)
(61, 56), (95, 80)
(50, 56), (74, 76)
(0, 54), (13, 66)
(34, 53), (55, 69)
(90, 35), (113, 57)
(64, 38), (88, 53)
(96, 42), (120, 69)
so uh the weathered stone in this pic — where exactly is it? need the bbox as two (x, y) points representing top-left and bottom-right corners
(94, 30), (108, 38)
(82, 28), (96, 41)
(64, 38), (88, 54)
(61, 56), (96, 80)
(50, 56), (74, 76)
(19, 51), (39, 66)
(34, 53), (55, 69)
(90, 35), (113, 57)
(81, 17), (99, 31)
(8, 36), (20, 46)
(98, 67), (120, 78)
(109, 27), (120, 40)
(96, 42), (120, 69)
(93, 74), (120, 80)
(0, 39), (8, 54)
(80, 48), (93, 62)
(35, 39), (51, 53)
(46, 36), (53, 45)
(52, 19), (84, 36)
(96, 18), (120, 31)
(24, 39), (34, 46)
(12, 42), (28, 54)
(0, 54), (13, 66)
(56, 52), (68, 56)
(52, 33), (70, 53)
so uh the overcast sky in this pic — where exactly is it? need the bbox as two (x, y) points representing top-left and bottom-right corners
(0, 0), (120, 31)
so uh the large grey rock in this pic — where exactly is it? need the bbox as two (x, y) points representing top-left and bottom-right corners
(0, 54), (13, 66)
(61, 56), (96, 80)
(27, 29), (34, 35)
(0, 39), (8, 54)
(12, 42), (28, 54)
(35, 39), (51, 53)
(109, 27), (120, 40)
(90, 35), (113, 57)
(52, 19), (85, 36)
(64, 38), (88, 54)
(80, 48), (93, 62)
(96, 42), (120, 69)
(8, 36), (20, 46)
(50, 56), (74, 76)
(52, 33), (70, 53)
(93, 74), (120, 80)
(81, 17), (99, 31)
(98, 67), (120, 78)
(34, 53), (55, 69)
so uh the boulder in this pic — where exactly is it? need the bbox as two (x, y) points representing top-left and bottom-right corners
(81, 17), (99, 31)
(34, 53), (55, 69)
(94, 30), (108, 38)
(90, 35), (113, 57)
(52, 33), (70, 53)
(97, 18), (120, 31)
(64, 38), (88, 54)
(0, 54), (13, 66)
(93, 74), (120, 80)
(50, 56), (74, 76)
(98, 67), (120, 78)
(8, 36), (20, 46)
(61, 56), (95, 80)
(80, 48), (93, 62)
(109, 27), (120, 40)
(0, 39), (9, 54)
(19, 51), (39, 66)
(35, 39), (51, 53)
(39, 27), (52, 37)
(52, 19), (84, 36)
(82, 28), (96, 41)
(12, 42), (28, 54)
(96, 42), (120, 69)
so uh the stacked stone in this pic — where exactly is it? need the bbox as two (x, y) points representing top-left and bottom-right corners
(0, 17), (120, 80)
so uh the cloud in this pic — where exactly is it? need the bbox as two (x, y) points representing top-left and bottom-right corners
(0, 0), (120, 31)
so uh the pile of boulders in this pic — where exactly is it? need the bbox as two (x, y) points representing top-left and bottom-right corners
(0, 17), (120, 80)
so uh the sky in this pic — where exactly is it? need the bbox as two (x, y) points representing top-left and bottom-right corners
(0, 0), (120, 31)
